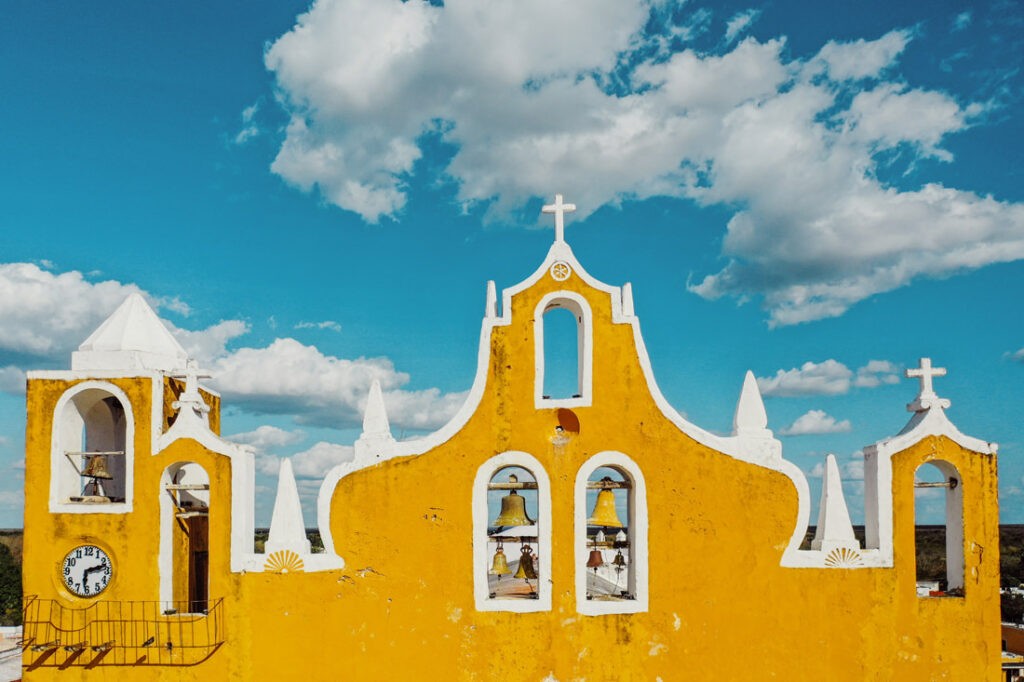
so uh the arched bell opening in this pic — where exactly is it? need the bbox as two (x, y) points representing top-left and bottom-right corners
(575, 452), (648, 615)
(583, 467), (634, 602)
(50, 383), (134, 511)
(472, 452), (552, 612)
(914, 460), (964, 597)
(159, 462), (211, 613)
(486, 466), (540, 601)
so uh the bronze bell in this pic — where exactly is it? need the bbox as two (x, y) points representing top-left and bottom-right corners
(612, 551), (627, 569)
(489, 546), (511, 578)
(586, 549), (604, 572)
(587, 487), (623, 528)
(493, 479), (534, 527)
(513, 545), (537, 580)
(82, 454), (114, 480)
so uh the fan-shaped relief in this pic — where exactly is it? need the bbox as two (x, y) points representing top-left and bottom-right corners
(265, 550), (305, 574)
(824, 547), (864, 568)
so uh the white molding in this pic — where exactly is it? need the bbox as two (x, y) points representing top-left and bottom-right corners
(533, 291), (593, 409)
(472, 452), (552, 613)
(574, 452), (648, 615)
(48, 381), (136, 515)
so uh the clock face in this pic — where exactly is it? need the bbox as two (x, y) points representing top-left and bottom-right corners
(61, 545), (112, 597)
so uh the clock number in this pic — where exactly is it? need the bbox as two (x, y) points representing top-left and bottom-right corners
(75, 549), (82, 558)
(68, 557), (76, 567)
(63, 566), (70, 576)
(66, 575), (73, 586)
(85, 547), (94, 557)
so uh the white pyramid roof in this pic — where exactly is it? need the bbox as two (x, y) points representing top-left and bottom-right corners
(72, 293), (188, 372)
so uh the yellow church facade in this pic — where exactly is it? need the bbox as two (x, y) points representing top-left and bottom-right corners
(21, 198), (1001, 679)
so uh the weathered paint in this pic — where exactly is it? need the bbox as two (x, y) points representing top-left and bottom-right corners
(21, 241), (1000, 680)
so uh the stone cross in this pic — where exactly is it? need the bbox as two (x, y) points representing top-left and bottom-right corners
(906, 357), (950, 412)
(542, 194), (576, 242)
(172, 359), (212, 415)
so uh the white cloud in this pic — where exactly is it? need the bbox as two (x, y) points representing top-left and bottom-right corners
(168, 319), (250, 364)
(757, 360), (852, 397)
(0, 262), (144, 358)
(952, 11), (972, 32)
(854, 360), (901, 388)
(265, 4), (1022, 325)
(1010, 348), (1024, 362)
(724, 9), (761, 44)
(812, 29), (911, 81)
(229, 425), (306, 452)
(779, 409), (852, 435)
(209, 337), (466, 429)
(809, 452), (863, 479)
(258, 441), (354, 478)
(0, 366), (25, 394)
(234, 102), (262, 145)
(295, 320), (342, 332)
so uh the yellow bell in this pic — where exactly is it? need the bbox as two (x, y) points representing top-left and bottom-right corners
(489, 546), (511, 578)
(513, 546), (537, 580)
(587, 488), (623, 528)
(493, 490), (534, 527)
(82, 454), (114, 480)
(586, 549), (604, 572)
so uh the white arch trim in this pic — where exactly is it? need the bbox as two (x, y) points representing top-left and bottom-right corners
(49, 380), (135, 514)
(472, 451), (552, 612)
(575, 451), (648, 615)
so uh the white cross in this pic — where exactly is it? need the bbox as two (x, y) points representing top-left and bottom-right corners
(542, 194), (576, 242)
(905, 357), (950, 412)
(172, 359), (212, 415)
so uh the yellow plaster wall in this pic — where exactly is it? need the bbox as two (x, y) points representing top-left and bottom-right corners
(20, 265), (1002, 680)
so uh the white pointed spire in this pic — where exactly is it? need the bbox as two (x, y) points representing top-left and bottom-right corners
(265, 458), (311, 556)
(732, 371), (768, 435)
(354, 380), (396, 463)
(73, 293), (188, 371)
(621, 283), (634, 317)
(811, 454), (859, 553)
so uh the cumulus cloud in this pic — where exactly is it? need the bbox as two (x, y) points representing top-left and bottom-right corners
(1009, 348), (1024, 362)
(209, 337), (466, 429)
(168, 319), (250, 365)
(258, 441), (354, 478)
(0, 366), (25, 395)
(854, 360), (901, 388)
(229, 425), (306, 452)
(265, 3), (1022, 324)
(234, 103), (262, 145)
(757, 360), (852, 397)
(951, 11), (971, 32)
(780, 409), (852, 436)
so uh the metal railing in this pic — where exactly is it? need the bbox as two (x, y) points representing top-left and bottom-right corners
(21, 596), (224, 668)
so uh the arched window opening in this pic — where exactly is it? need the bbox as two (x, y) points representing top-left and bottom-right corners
(542, 307), (580, 400)
(534, 293), (591, 408)
(473, 453), (551, 612)
(53, 386), (131, 508)
(914, 461), (964, 598)
(161, 463), (211, 613)
(575, 452), (647, 615)
(584, 468), (634, 602)
(486, 467), (540, 601)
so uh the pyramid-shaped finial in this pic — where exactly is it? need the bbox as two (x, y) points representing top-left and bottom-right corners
(354, 380), (396, 463)
(732, 370), (768, 436)
(73, 293), (188, 371)
(811, 454), (859, 552)
(265, 458), (311, 555)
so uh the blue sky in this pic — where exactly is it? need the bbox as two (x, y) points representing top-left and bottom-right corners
(0, 0), (1021, 528)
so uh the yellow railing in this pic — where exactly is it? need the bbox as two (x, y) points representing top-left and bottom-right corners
(21, 596), (224, 668)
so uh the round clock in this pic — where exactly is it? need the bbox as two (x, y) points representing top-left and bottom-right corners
(61, 545), (112, 597)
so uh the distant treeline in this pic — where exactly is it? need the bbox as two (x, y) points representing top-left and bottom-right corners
(5, 527), (1024, 626)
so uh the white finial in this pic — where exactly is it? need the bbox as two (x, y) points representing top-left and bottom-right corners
(354, 380), (396, 463)
(485, 280), (497, 318)
(811, 454), (859, 553)
(265, 458), (312, 556)
(732, 370), (768, 435)
(906, 357), (950, 412)
(172, 359), (212, 418)
(542, 194), (576, 243)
